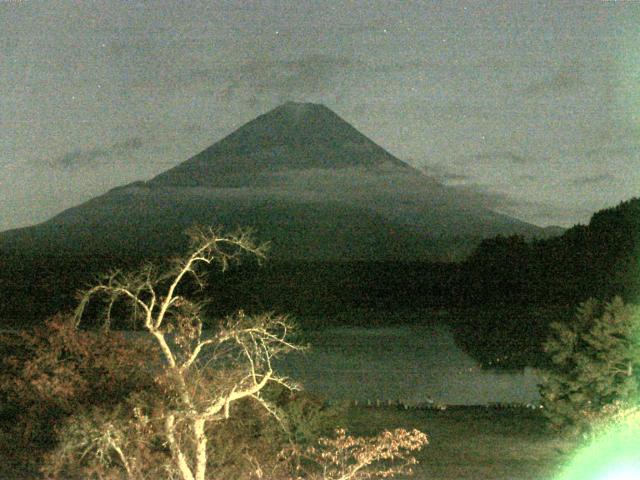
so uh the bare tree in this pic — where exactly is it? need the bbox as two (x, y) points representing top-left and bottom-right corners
(73, 226), (304, 480)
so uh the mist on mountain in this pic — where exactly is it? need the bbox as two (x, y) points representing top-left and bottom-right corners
(0, 102), (553, 262)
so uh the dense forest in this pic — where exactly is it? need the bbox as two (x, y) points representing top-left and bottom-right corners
(1, 198), (638, 369)
(461, 197), (640, 306)
(210, 197), (640, 315)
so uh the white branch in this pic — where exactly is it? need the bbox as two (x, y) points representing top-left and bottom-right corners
(164, 414), (195, 480)
(180, 339), (216, 372)
(68, 227), (300, 480)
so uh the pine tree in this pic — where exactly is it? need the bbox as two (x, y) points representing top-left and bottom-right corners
(539, 296), (640, 436)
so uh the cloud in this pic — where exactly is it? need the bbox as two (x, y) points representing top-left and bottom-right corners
(440, 173), (470, 182)
(253, 166), (568, 233)
(459, 186), (590, 227)
(439, 178), (596, 228)
(411, 158), (585, 226)
(494, 198), (595, 228)
(448, 182), (516, 211)
(570, 173), (617, 186)
(211, 54), (357, 106)
(415, 161), (471, 183)
(1, 36), (19, 56)
(523, 63), (585, 95)
(472, 151), (536, 164)
(518, 174), (538, 182)
(584, 144), (640, 159)
(50, 137), (144, 168)
(172, 122), (207, 136)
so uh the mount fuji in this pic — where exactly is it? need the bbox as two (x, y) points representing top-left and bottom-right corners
(1, 102), (554, 261)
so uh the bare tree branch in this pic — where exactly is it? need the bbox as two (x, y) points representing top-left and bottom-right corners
(70, 226), (300, 480)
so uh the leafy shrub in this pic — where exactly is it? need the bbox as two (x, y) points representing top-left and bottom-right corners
(0, 314), (158, 467)
(42, 395), (289, 480)
(275, 388), (349, 447)
(294, 427), (428, 480)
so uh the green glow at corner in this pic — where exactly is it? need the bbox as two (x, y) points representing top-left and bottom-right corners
(599, 465), (640, 480)
(555, 299), (640, 480)
(555, 418), (640, 480)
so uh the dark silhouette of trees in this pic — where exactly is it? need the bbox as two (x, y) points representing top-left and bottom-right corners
(460, 197), (640, 306)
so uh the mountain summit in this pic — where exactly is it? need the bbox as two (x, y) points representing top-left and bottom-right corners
(150, 102), (411, 188)
(0, 102), (556, 261)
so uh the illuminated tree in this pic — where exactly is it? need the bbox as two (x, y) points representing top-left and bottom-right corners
(296, 427), (428, 480)
(49, 227), (302, 480)
(36, 227), (428, 480)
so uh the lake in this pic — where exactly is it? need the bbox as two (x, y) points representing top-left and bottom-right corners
(275, 323), (542, 406)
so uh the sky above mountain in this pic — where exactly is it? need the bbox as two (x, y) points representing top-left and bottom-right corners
(2, 1), (639, 231)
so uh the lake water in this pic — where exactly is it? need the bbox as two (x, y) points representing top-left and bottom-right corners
(82, 322), (542, 406)
(273, 323), (542, 406)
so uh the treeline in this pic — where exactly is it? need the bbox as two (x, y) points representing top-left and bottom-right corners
(205, 197), (640, 320)
(0, 252), (142, 325)
(458, 197), (640, 306)
(446, 197), (640, 369)
(1, 198), (638, 332)
(0, 254), (459, 325)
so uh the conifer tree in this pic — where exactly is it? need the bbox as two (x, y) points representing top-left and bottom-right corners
(540, 297), (640, 436)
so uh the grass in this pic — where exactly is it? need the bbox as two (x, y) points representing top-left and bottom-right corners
(340, 405), (576, 480)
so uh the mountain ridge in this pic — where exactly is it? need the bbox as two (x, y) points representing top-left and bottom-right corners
(149, 101), (414, 188)
(0, 102), (558, 261)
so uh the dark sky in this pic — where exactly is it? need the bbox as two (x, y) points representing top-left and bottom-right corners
(2, 0), (639, 231)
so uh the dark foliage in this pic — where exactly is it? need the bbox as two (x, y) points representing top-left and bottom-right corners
(539, 297), (640, 436)
(444, 198), (640, 368)
(0, 314), (159, 470)
(459, 197), (640, 306)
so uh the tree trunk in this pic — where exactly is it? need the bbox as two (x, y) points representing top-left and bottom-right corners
(193, 418), (208, 480)
(165, 414), (195, 480)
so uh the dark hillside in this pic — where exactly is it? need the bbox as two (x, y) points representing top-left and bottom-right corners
(460, 197), (640, 306)
(450, 197), (640, 369)
(149, 102), (412, 188)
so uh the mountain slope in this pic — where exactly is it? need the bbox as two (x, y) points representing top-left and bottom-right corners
(0, 186), (435, 260)
(150, 102), (412, 188)
(0, 102), (556, 262)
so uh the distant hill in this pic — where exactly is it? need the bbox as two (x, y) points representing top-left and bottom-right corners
(461, 197), (640, 305)
(0, 102), (555, 262)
